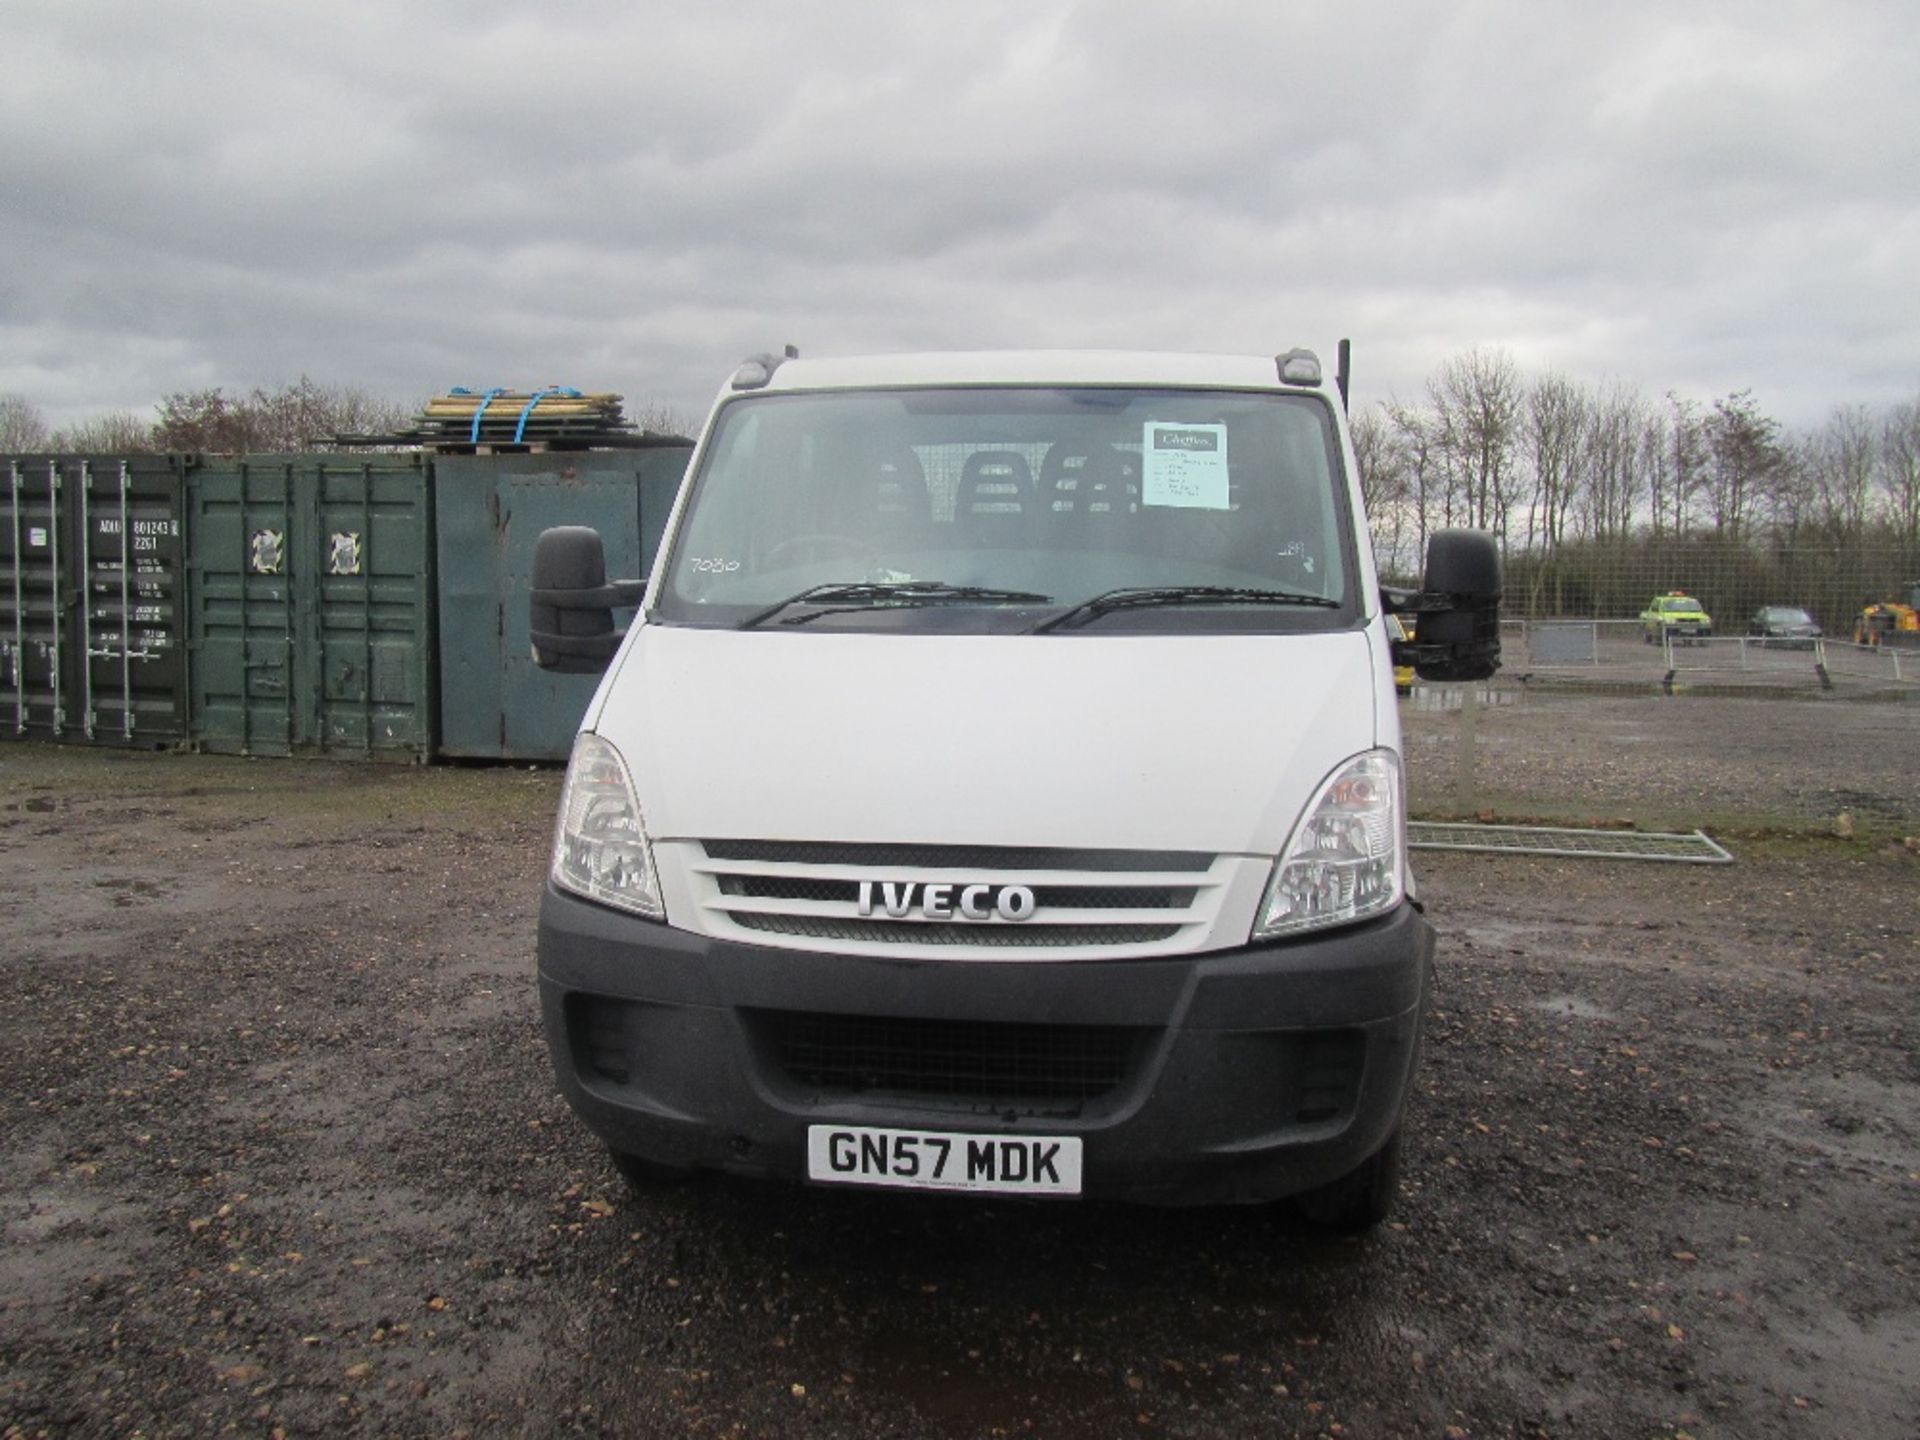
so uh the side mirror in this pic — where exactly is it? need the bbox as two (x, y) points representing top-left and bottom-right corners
(1385, 528), (1502, 682)
(529, 526), (646, 674)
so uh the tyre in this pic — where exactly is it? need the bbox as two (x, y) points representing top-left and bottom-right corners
(609, 1146), (694, 1190)
(1295, 1127), (1403, 1231)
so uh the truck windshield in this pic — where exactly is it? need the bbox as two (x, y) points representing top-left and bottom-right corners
(653, 386), (1359, 634)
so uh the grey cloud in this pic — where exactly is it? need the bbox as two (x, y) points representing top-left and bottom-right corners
(4, 0), (1917, 429)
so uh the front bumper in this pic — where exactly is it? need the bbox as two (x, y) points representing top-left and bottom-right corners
(537, 887), (1435, 1205)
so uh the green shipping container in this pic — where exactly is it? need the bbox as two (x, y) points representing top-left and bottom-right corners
(184, 454), (435, 760)
(2, 454), (188, 745)
(433, 444), (693, 760)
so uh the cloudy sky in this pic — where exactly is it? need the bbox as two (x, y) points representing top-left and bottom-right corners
(4, 0), (1915, 432)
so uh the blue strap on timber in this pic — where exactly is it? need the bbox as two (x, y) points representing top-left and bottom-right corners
(513, 386), (584, 444)
(468, 388), (506, 444)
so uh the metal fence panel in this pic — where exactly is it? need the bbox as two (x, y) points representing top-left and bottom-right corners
(1527, 621), (1598, 665)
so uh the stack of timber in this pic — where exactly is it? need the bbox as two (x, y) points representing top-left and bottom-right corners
(329, 387), (687, 452)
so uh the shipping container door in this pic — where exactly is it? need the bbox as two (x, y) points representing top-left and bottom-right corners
(76, 456), (188, 744)
(187, 454), (434, 759)
(311, 457), (434, 758)
(2, 458), (67, 737)
(187, 457), (297, 754)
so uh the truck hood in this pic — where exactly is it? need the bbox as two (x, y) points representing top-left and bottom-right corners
(590, 625), (1383, 858)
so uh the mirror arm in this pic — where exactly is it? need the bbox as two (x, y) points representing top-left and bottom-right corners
(1394, 635), (1501, 671)
(528, 627), (627, 662)
(1380, 585), (1498, 617)
(529, 578), (647, 610)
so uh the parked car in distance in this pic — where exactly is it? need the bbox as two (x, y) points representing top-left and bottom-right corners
(1640, 591), (1712, 645)
(1748, 605), (1822, 647)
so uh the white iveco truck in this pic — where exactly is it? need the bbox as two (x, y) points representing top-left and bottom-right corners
(528, 346), (1499, 1228)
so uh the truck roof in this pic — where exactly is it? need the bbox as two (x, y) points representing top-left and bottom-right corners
(753, 349), (1322, 394)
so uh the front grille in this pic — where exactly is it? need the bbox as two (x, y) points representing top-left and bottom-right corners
(718, 875), (1198, 910)
(702, 840), (1213, 872)
(690, 839), (1227, 955)
(730, 913), (1180, 947)
(755, 1009), (1145, 1106)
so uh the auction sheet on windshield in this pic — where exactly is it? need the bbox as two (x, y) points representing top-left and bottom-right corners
(1141, 422), (1229, 510)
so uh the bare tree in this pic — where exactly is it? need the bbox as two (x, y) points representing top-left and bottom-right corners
(50, 411), (160, 454)
(1650, 393), (1706, 537)
(1523, 372), (1586, 552)
(629, 401), (699, 438)
(1386, 400), (1445, 565)
(1701, 391), (1782, 540)
(252, 376), (415, 448)
(1763, 436), (1814, 542)
(154, 376), (415, 452)
(1, 394), (51, 452)
(1574, 383), (1644, 544)
(1877, 396), (1920, 562)
(152, 388), (256, 452)
(1796, 405), (1876, 542)
(1350, 404), (1414, 577)
(1517, 372), (1588, 613)
(1428, 348), (1523, 542)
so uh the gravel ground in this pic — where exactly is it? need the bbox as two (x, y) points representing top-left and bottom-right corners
(2, 690), (1916, 1439)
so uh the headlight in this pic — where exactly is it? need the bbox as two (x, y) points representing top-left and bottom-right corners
(1253, 750), (1405, 938)
(551, 733), (664, 919)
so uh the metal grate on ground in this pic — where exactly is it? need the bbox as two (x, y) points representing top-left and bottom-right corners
(1409, 822), (1734, 863)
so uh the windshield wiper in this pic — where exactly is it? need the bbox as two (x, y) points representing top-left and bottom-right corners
(1029, 585), (1342, 634)
(739, 581), (1054, 630)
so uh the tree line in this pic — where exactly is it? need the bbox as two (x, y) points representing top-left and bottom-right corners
(0, 378), (416, 455)
(1352, 349), (1920, 619)
(6, 359), (1915, 621)
(0, 380), (695, 456)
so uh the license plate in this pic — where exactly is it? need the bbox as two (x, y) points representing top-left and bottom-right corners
(806, 1125), (1083, 1196)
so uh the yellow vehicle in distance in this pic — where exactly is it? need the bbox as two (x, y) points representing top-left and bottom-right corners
(1386, 613), (1415, 694)
(1640, 591), (1712, 646)
(1854, 580), (1920, 649)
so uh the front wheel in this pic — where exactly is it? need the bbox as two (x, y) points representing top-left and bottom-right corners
(1294, 1127), (1403, 1231)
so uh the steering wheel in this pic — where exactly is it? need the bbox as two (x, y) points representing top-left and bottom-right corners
(762, 533), (876, 568)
